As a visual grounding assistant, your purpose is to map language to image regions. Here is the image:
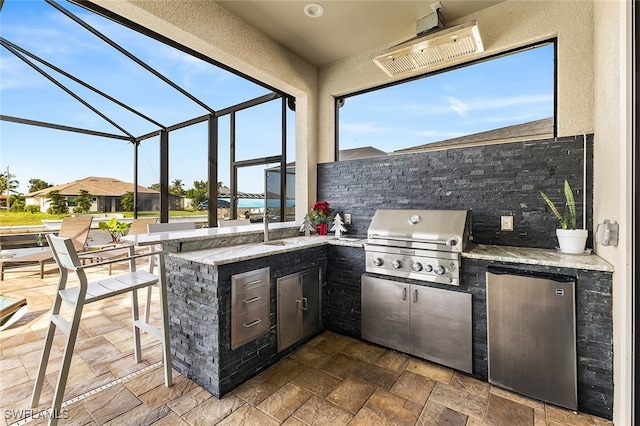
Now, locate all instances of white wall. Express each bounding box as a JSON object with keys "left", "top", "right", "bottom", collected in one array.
[{"left": 593, "top": 1, "right": 633, "bottom": 425}]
